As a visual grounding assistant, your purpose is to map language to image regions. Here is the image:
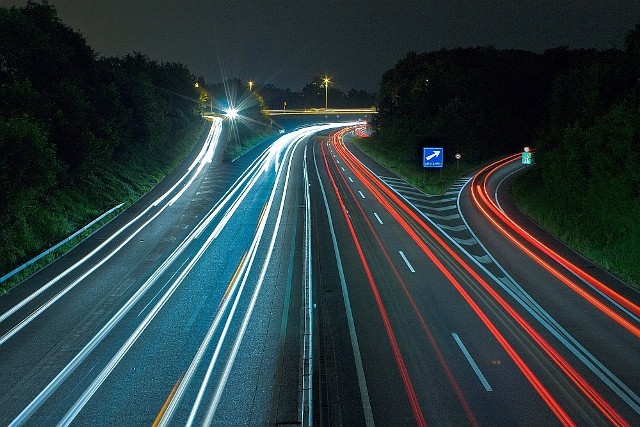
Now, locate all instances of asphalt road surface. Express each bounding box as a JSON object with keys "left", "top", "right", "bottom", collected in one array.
[
  {"left": 1, "top": 120, "right": 638, "bottom": 426},
  {"left": 310, "top": 129, "right": 639, "bottom": 426},
  {"left": 0, "top": 119, "right": 350, "bottom": 426}
]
